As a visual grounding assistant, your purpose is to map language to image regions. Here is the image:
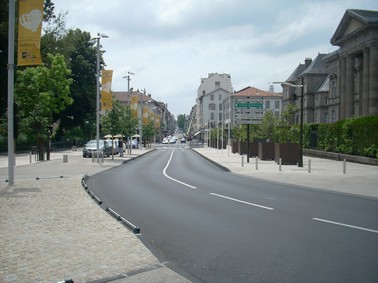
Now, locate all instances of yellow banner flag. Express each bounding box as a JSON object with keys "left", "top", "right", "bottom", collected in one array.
[
  {"left": 101, "top": 70, "right": 113, "bottom": 111},
  {"left": 143, "top": 105, "right": 149, "bottom": 125},
  {"left": 130, "top": 95, "right": 139, "bottom": 118},
  {"left": 17, "top": 0, "right": 44, "bottom": 66}
]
